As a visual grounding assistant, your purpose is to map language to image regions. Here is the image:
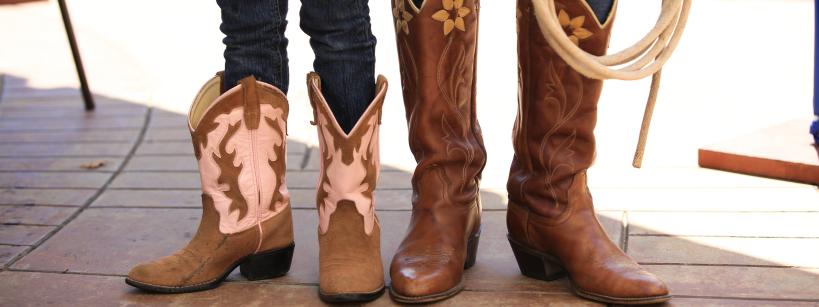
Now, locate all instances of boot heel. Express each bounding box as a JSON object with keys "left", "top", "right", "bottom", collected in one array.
[
  {"left": 463, "top": 225, "right": 481, "bottom": 269},
  {"left": 508, "top": 236, "right": 566, "bottom": 281},
  {"left": 240, "top": 242, "right": 295, "bottom": 281}
]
